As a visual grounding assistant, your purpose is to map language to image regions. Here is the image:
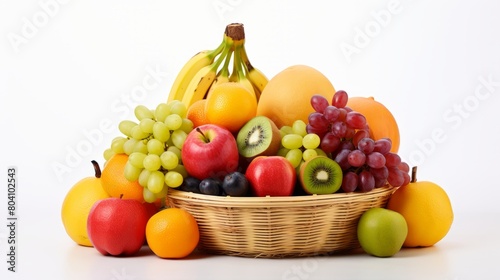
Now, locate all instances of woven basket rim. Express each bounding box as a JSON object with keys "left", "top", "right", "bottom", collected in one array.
[{"left": 168, "top": 185, "right": 395, "bottom": 208}]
